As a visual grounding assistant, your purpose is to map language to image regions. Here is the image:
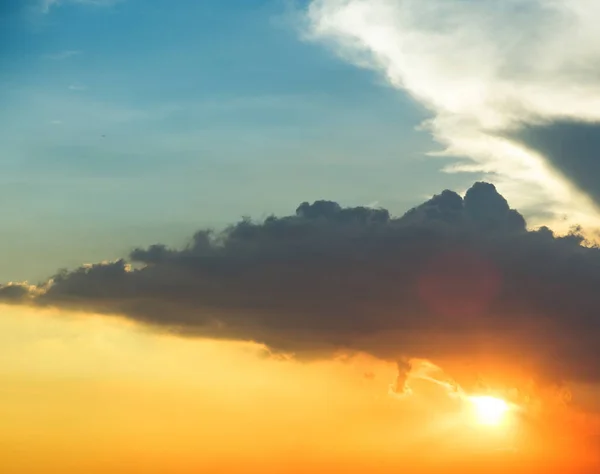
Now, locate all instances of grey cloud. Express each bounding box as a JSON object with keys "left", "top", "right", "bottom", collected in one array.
[
  {"left": 0, "top": 283, "right": 33, "bottom": 301},
  {"left": 512, "top": 120, "right": 600, "bottom": 207},
  {"left": 391, "top": 358, "right": 413, "bottom": 396},
  {"left": 1, "top": 182, "right": 600, "bottom": 385}
]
